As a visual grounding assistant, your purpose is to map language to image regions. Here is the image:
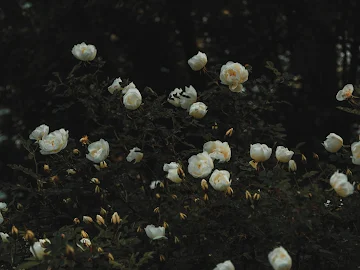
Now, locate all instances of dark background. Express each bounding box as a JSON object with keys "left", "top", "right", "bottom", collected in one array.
[{"left": 1, "top": 0, "right": 359, "bottom": 181}]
